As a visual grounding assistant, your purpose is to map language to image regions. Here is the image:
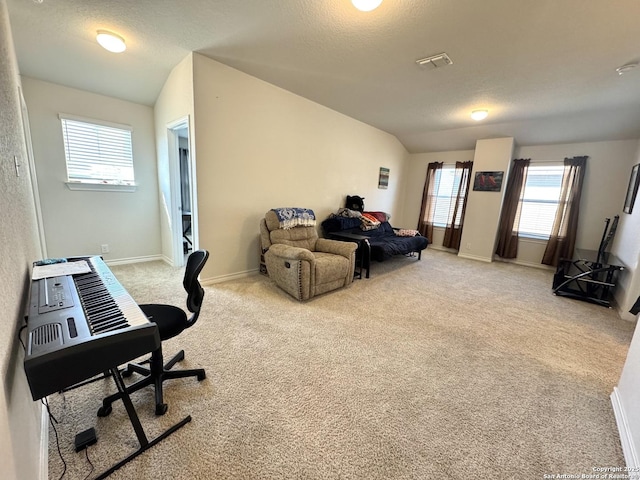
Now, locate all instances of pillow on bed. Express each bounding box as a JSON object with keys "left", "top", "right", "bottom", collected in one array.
[
  {"left": 360, "top": 212, "right": 381, "bottom": 231},
  {"left": 396, "top": 229, "right": 420, "bottom": 237},
  {"left": 364, "top": 211, "right": 390, "bottom": 223}
]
